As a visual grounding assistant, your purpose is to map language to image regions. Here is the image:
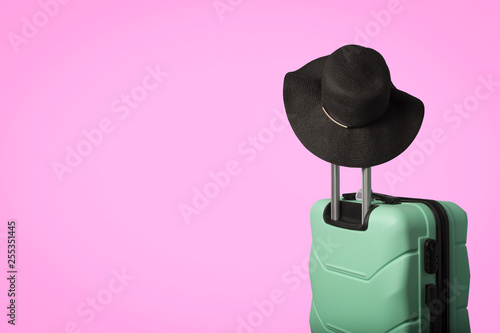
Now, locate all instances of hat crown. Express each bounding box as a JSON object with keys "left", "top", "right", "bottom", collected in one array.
[{"left": 321, "top": 45, "right": 391, "bottom": 128}]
